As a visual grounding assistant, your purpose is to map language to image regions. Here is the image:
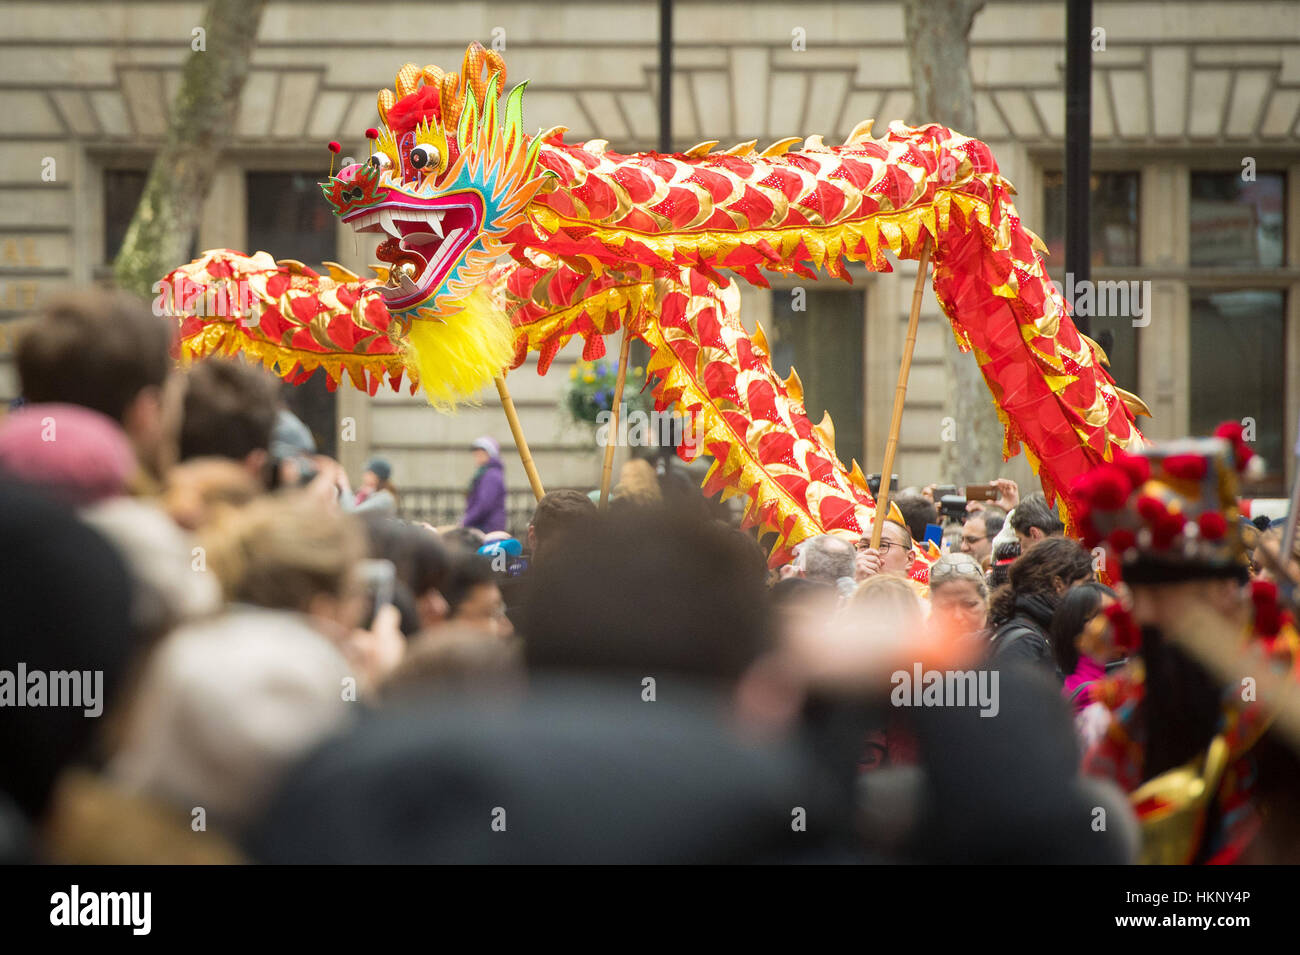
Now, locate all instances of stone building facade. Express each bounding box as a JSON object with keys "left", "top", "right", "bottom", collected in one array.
[{"left": 1, "top": 0, "right": 1297, "bottom": 513}]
